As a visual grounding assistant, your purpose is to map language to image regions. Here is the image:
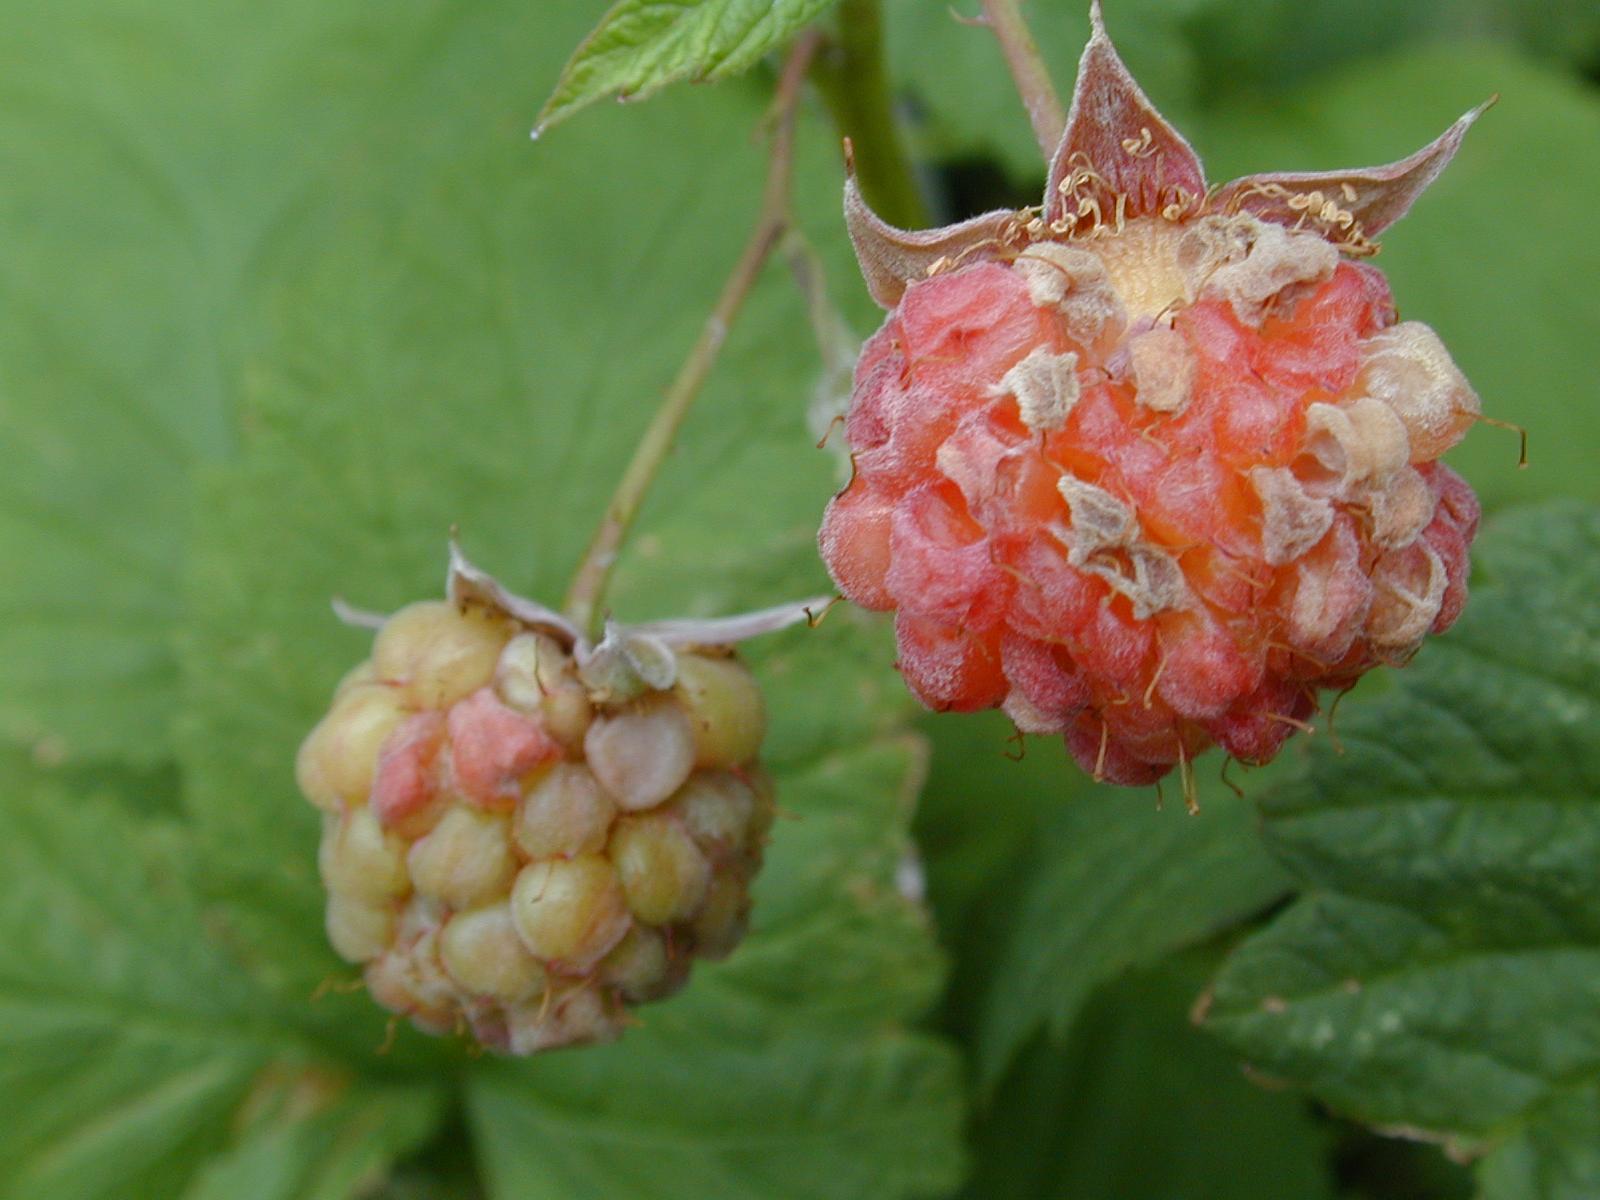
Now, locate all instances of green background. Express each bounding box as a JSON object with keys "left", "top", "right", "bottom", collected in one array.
[{"left": 2, "top": 0, "right": 1598, "bottom": 1196}]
